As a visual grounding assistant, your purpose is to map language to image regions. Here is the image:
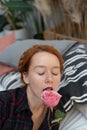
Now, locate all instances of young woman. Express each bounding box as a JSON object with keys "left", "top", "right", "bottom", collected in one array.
[{"left": 0, "top": 44, "right": 64, "bottom": 130}]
